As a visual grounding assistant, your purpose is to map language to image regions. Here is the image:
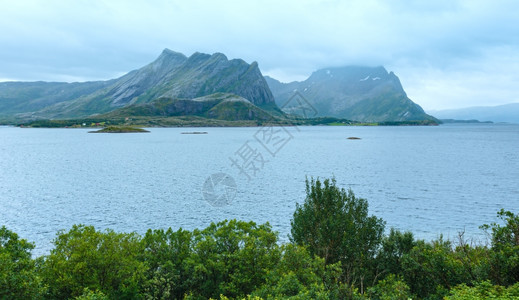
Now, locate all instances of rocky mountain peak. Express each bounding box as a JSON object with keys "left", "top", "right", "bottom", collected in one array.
[
  {"left": 149, "top": 49, "right": 187, "bottom": 72},
  {"left": 266, "top": 65, "right": 435, "bottom": 122},
  {"left": 210, "top": 52, "right": 228, "bottom": 61},
  {"left": 156, "top": 48, "right": 187, "bottom": 63},
  {"left": 186, "top": 52, "right": 212, "bottom": 64},
  {"left": 160, "top": 48, "right": 186, "bottom": 58},
  {"left": 309, "top": 66, "right": 388, "bottom": 82}
]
